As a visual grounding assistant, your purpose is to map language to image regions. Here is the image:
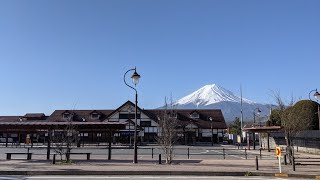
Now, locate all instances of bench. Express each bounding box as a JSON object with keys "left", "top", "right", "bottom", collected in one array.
[
  {"left": 66, "top": 153, "right": 91, "bottom": 160},
  {"left": 6, "top": 153, "right": 32, "bottom": 160}
]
